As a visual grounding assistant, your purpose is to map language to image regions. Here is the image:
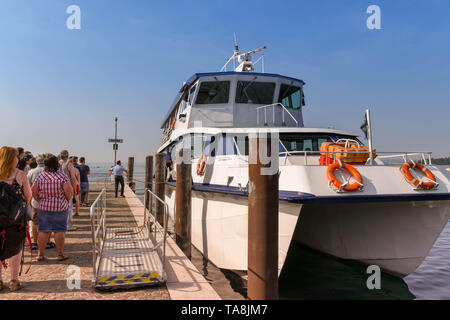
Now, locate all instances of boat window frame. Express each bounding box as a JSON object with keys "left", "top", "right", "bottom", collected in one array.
[
  {"left": 278, "top": 83, "right": 304, "bottom": 109},
  {"left": 194, "top": 80, "right": 231, "bottom": 105},
  {"left": 235, "top": 80, "right": 276, "bottom": 105},
  {"left": 187, "top": 83, "right": 198, "bottom": 107}
]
